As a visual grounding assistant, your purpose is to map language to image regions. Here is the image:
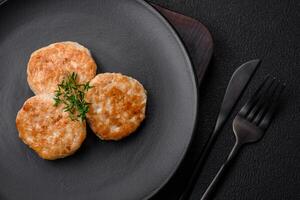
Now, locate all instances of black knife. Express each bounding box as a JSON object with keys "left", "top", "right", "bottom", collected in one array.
[{"left": 180, "top": 59, "right": 261, "bottom": 200}]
